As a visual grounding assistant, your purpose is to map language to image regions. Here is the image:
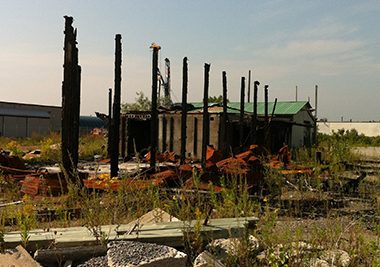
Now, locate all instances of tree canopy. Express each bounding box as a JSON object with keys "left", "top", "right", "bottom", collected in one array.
[{"left": 122, "top": 91, "right": 172, "bottom": 112}]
